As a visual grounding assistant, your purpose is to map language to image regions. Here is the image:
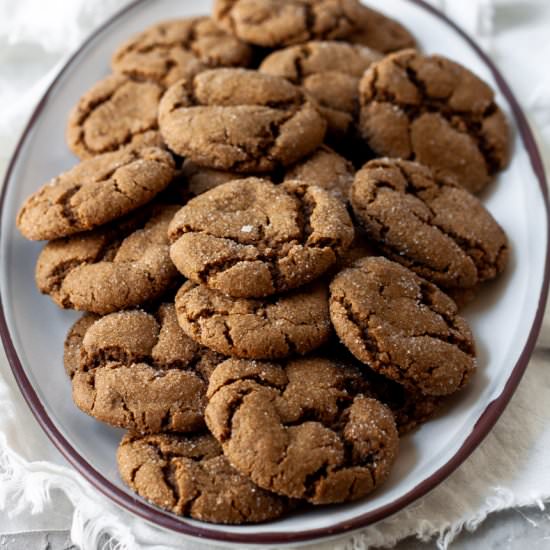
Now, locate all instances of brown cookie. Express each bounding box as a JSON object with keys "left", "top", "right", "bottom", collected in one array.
[
  {"left": 112, "top": 17, "right": 253, "bottom": 87},
  {"left": 205, "top": 357, "right": 398, "bottom": 504},
  {"left": 358, "top": 50, "right": 510, "bottom": 194},
  {"left": 350, "top": 159, "right": 509, "bottom": 289},
  {"left": 330, "top": 257, "right": 476, "bottom": 396},
  {"left": 347, "top": 5, "right": 416, "bottom": 53},
  {"left": 36, "top": 205, "right": 180, "bottom": 314},
  {"left": 158, "top": 69, "right": 326, "bottom": 172},
  {"left": 17, "top": 148, "right": 175, "bottom": 241},
  {"left": 213, "top": 0, "right": 365, "bottom": 47},
  {"left": 70, "top": 304, "right": 224, "bottom": 433},
  {"left": 168, "top": 178, "right": 354, "bottom": 297},
  {"left": 175, "top": 280, "right": 331, "bottom": 359},
  {"left": 260, "top": 41, "right": 381, "bottom": 138},
  {"left": 67, "top": 74, "right": 164, "bottom": 159},
  {"left": 117, "top": 432, "right": 288, "bottom": 524},
  {"left": 283, "top": 145, "right": 355, "bottom": 202}
]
